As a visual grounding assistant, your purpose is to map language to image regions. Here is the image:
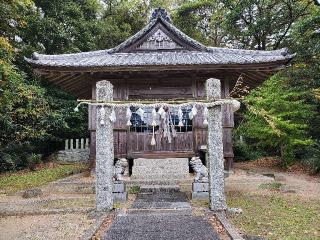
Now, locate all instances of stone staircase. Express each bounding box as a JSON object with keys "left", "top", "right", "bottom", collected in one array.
[
  {"left": 128, "top": 158, "right": 192, "bottom": 187},
  {"left": 131, "top": 158, "right": 190, "bottom": 180}
]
